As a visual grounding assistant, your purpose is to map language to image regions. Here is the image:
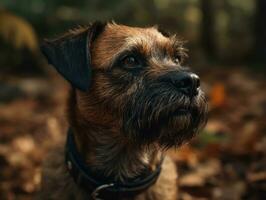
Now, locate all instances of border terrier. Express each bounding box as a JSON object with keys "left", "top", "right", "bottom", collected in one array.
[{"left": 37, "top": 22, "right": 208, "bottom": 200}]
